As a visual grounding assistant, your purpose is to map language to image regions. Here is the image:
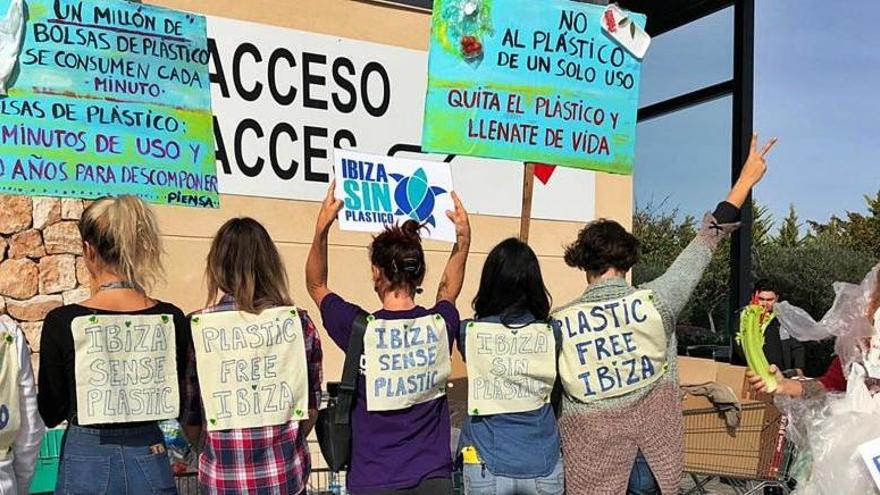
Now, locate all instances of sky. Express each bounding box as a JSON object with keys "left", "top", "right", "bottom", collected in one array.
[{"left": 634, "top": 0, "right": 880, "bottom": 228}]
